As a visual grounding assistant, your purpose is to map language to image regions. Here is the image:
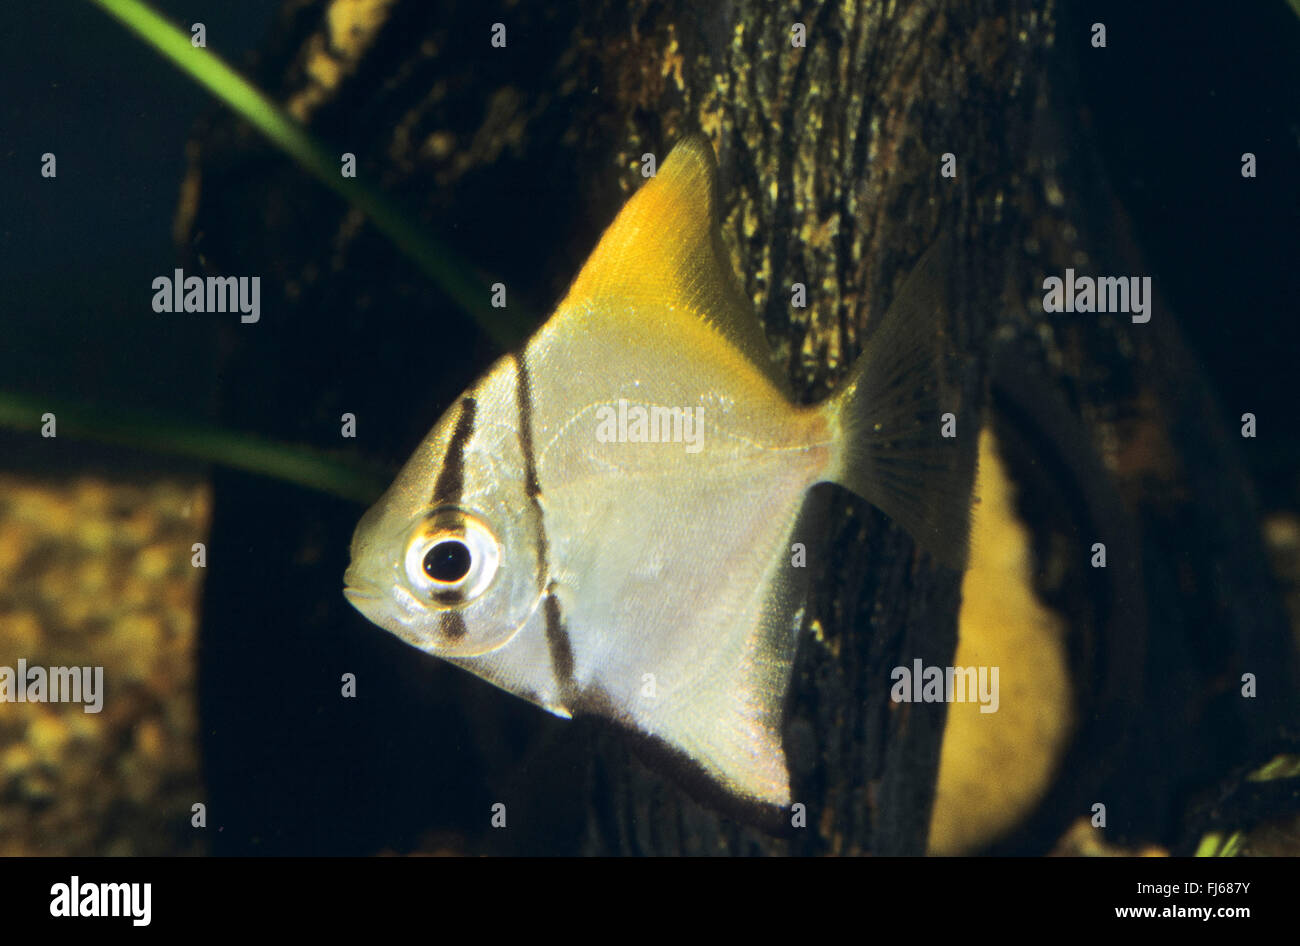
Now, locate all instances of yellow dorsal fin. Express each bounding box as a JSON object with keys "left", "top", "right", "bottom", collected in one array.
[{"left": 555, "top": 135, "right": 789, "bottom": 394}]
